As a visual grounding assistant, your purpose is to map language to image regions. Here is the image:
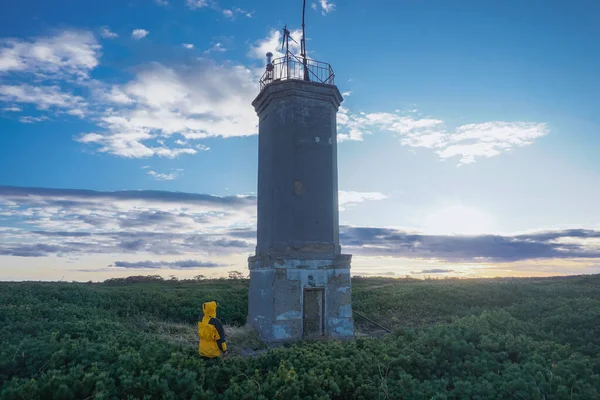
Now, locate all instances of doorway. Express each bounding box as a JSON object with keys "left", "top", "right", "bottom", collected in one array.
[{"left": 303, "top": 288, "right": 325, "bottom": 337}]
